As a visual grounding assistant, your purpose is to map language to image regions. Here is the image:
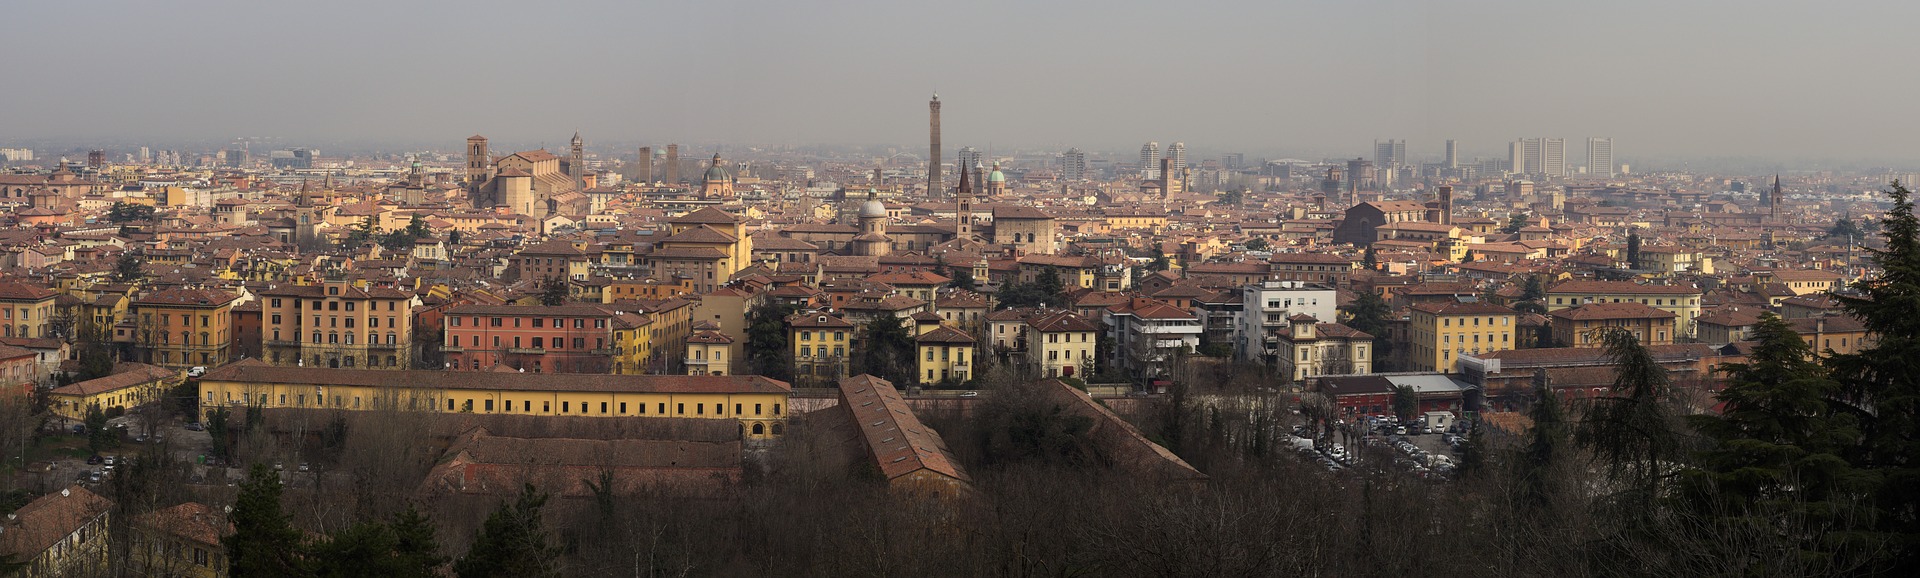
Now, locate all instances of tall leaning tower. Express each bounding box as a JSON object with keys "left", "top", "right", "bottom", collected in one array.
[{"left": 929, "top": 94, "right": 942, "bottom": 198}]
